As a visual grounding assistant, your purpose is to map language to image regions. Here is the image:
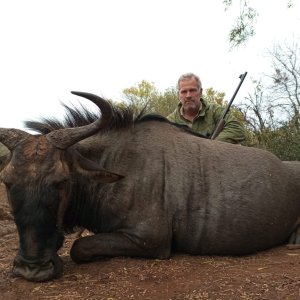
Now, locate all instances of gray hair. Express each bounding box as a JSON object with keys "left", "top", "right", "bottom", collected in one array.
[{"left": 177, "top": 73, "right": 202, "bottom": 90}]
